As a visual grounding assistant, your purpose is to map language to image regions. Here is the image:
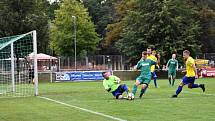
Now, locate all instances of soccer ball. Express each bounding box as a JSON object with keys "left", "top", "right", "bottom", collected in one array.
[{"left": 127, "top": 93, "right": 134, "bottom": 100}]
